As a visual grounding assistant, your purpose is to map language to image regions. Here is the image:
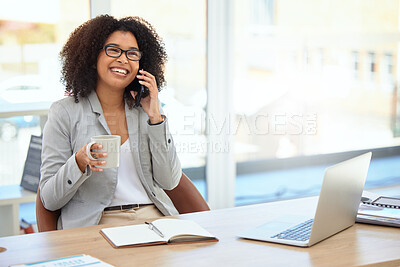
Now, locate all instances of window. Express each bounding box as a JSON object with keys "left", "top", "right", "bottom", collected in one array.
[
  {"left": 0, "top": 0, "right": 89, "bottom": 185},
  {"left": 232, "top": 0, "right": 400, "bottom": 205}
]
